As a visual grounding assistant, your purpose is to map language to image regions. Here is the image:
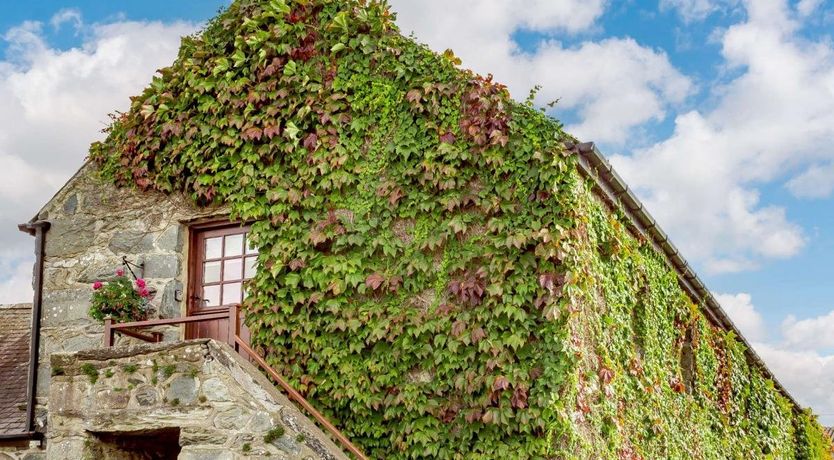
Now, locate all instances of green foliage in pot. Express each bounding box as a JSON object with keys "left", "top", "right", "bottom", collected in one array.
[{"left": 89, "top": 270, "right": 149, "bottom": 323}]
